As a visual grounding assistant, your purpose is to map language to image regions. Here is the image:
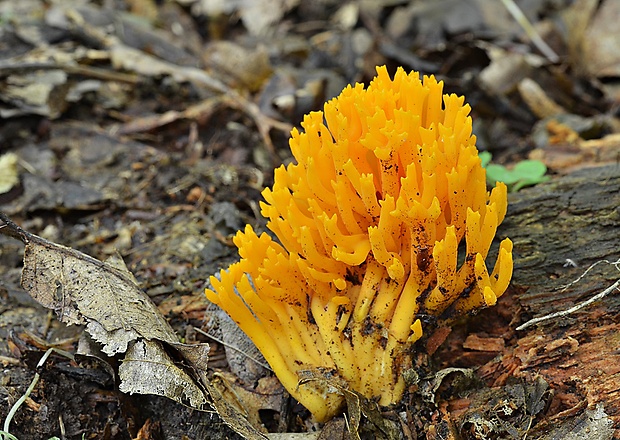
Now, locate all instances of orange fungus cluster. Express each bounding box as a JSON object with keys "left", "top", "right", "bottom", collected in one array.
[{"left": 206, "top": 66, "right": 513, "bottom": 421}]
